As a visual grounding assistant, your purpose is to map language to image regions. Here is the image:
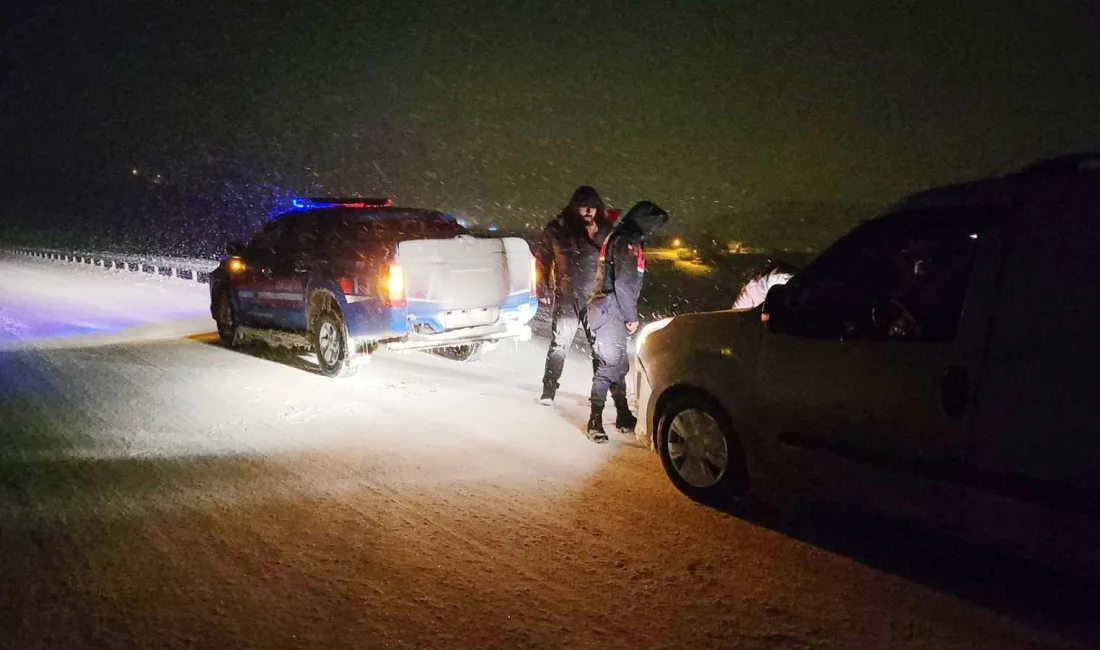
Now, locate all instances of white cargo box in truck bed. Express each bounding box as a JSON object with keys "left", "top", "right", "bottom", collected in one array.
[{"left": 396, "top": 235, "right": 536, "bottom": 330}]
